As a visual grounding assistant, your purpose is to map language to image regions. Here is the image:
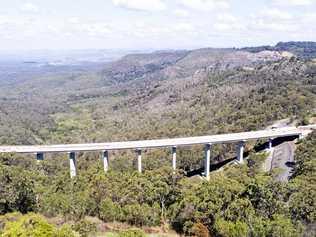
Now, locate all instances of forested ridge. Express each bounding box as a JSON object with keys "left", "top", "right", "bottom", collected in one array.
[{"left": 0, "top": 45, "right": 315, "bottom": 236}]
